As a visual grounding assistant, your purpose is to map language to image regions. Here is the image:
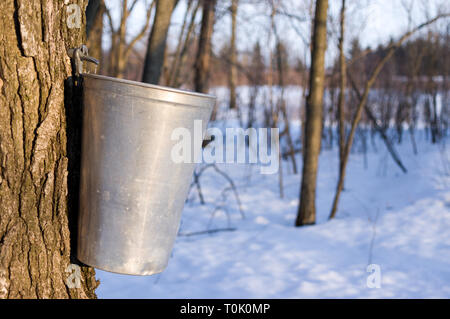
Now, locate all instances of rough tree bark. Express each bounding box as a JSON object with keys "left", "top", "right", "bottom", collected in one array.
[
  {"left": 142, "top": 0, "right": 178, "bottom": 84},
  {"left": 296, "top": 0, "right": 329, "bottom": 226},
  {"left": 0, "top": 0, "right": 98, "bottom": 298}
]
